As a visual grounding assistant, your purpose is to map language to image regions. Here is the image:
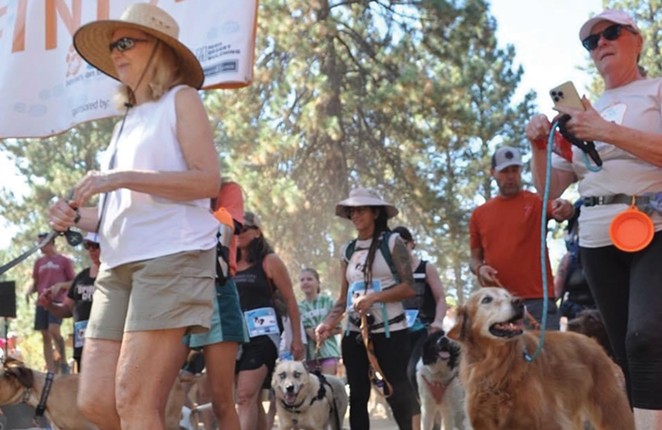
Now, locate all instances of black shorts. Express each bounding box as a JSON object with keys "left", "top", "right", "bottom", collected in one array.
[
  {"left": 34, "top": 305, "right": 62, "bottom": 331},
  {"left": 236, "top": 335, "right": 278, "bottom": 382}
]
